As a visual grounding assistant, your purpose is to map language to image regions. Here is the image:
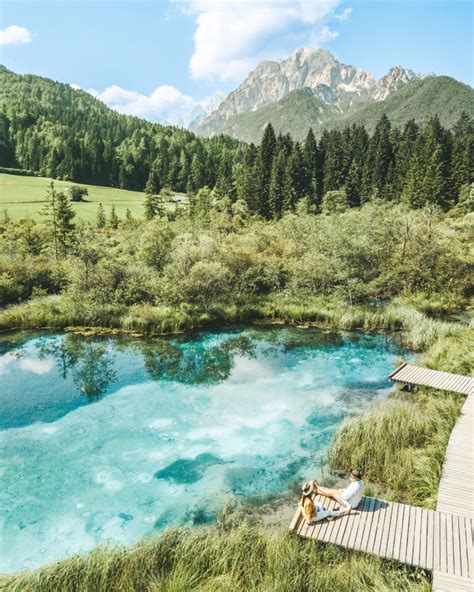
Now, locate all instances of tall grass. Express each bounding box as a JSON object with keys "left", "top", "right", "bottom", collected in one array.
[
  {"left": 0, "top": 524, "right": 430, "bottom": 592},
  {"left": 329, "top": 393, "right": 464, "bottom": 506}
]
